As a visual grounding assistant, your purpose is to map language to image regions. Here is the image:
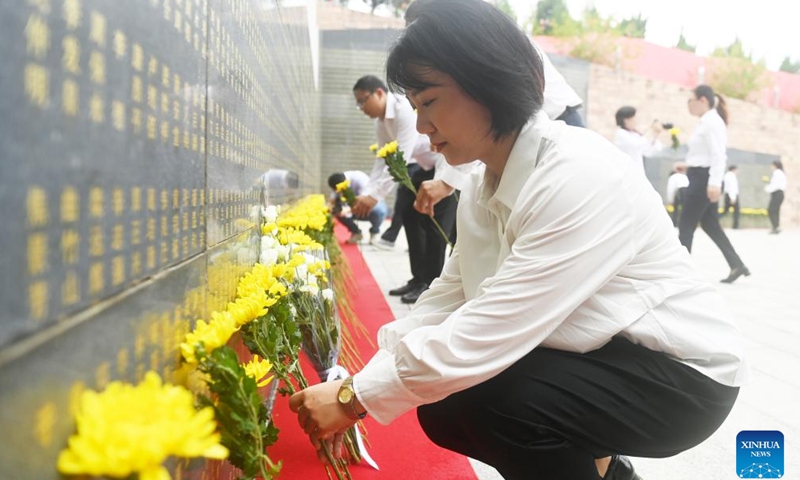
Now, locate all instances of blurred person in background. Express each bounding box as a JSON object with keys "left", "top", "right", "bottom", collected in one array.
[
  {"left": 765, "top": 160, "right": 786, "bottom": 234},
  {"left": 679, "top": 85, "right": 749, "bottom": 284},
  {"left": 613, "top": 106, "right": 664, "bottom": 174}
]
